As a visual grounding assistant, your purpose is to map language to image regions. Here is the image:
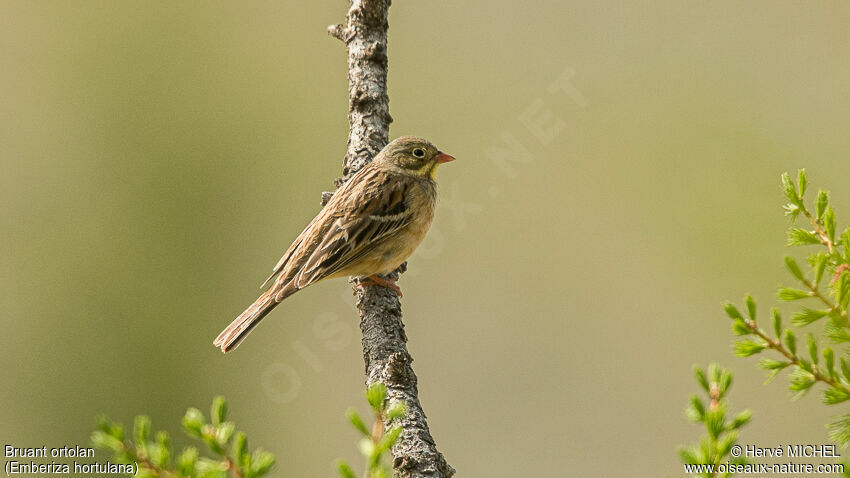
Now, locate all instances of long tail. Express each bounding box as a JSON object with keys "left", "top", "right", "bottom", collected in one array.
[{"left": 213, "top": 285, "right": 297, "bottom": 353}]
